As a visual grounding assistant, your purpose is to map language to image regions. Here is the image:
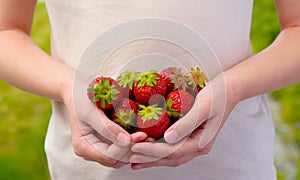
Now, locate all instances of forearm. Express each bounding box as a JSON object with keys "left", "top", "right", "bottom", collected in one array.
[
  {"left": 0, "top": 29, "right": 74, "bottom": 101},
  {"left": 225, "top": 26, "right": 300, "bottom": 102}
]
